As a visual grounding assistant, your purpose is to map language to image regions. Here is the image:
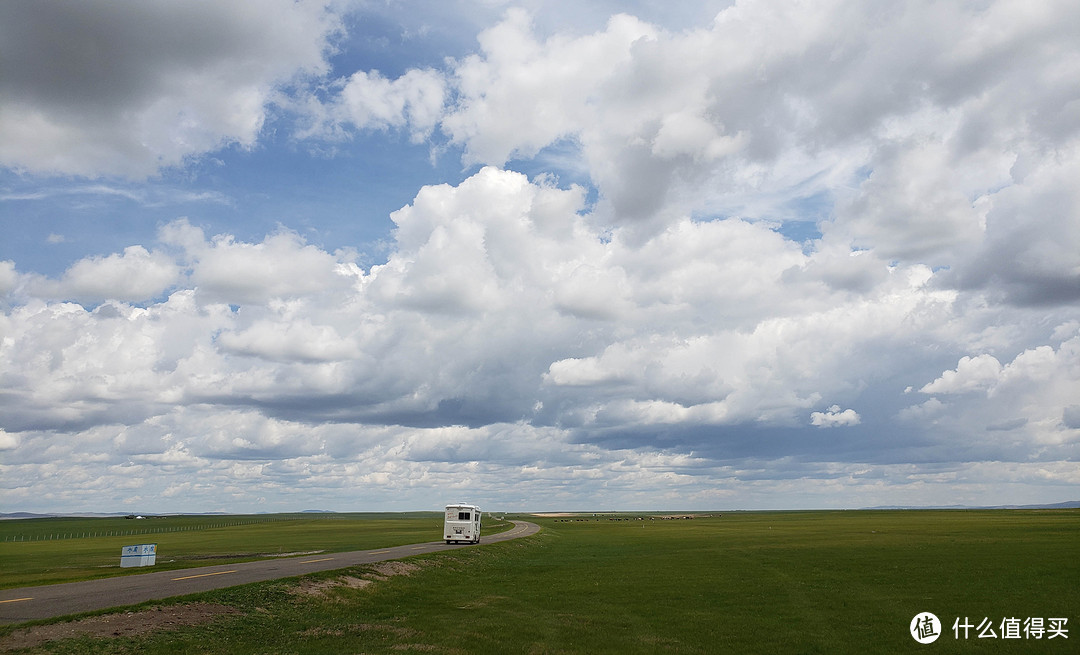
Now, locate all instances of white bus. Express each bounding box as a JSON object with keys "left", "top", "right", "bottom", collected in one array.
[{"left": 444, "top": 503, "right": 481, "bottom": 544}]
